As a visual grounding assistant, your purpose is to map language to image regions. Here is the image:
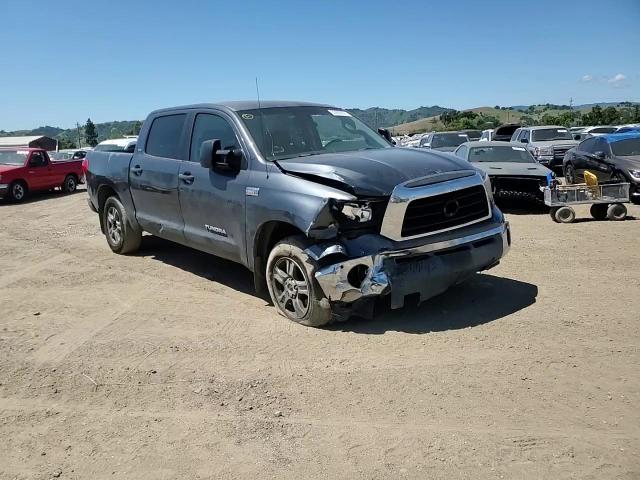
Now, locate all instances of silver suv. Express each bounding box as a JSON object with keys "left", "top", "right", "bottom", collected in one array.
[{"left": 511, "top": 126, "right": 578, "bottom": 171}]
